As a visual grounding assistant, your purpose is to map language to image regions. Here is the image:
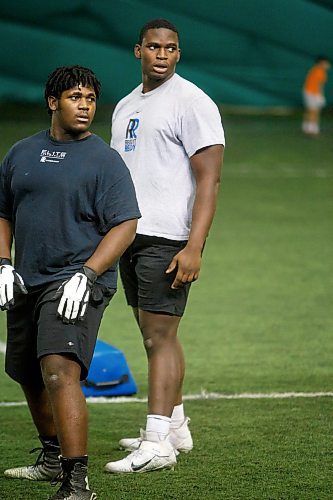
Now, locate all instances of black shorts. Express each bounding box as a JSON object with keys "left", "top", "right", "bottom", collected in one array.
[
  {"left": 5, "top": 280, "right": 115, "bottom": 385},
  {"left": 119, "top": 234, "right": 191, "bottom": 317}
]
